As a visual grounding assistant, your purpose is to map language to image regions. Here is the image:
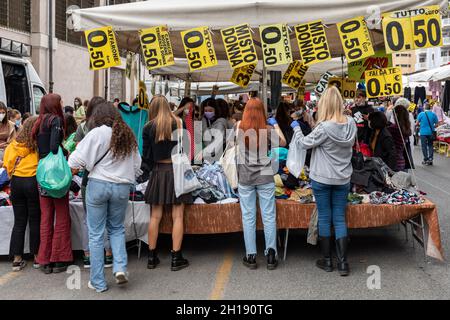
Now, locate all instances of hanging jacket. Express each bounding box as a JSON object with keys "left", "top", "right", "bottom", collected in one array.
[{"left": 118, "top": 102, "right": 148, "bottom": 155}]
